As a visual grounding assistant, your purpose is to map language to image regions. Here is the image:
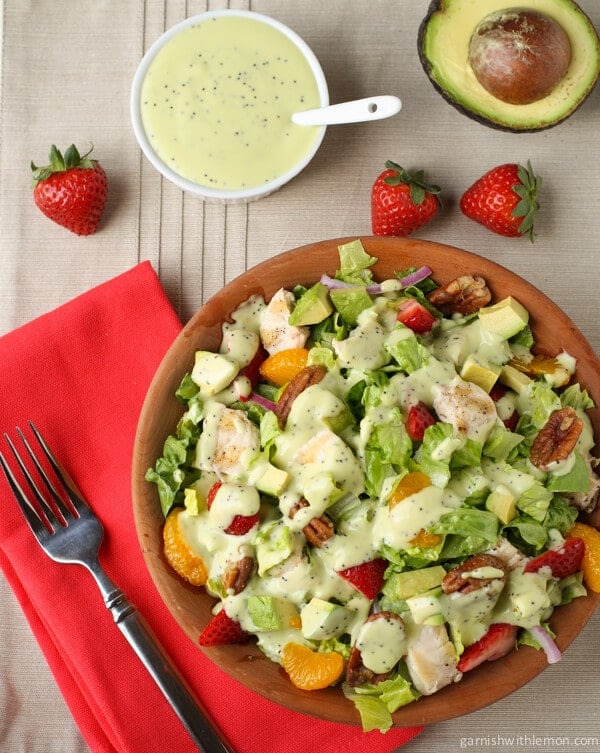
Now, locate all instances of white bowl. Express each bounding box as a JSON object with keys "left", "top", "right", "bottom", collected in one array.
[{"left": 130, "top": 10, "right": 329, "bottom": 203}]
